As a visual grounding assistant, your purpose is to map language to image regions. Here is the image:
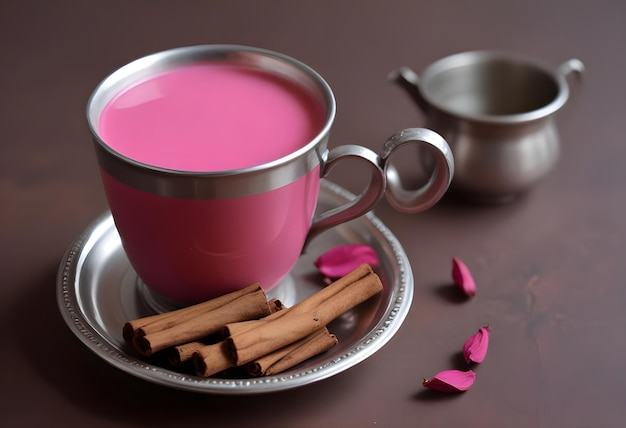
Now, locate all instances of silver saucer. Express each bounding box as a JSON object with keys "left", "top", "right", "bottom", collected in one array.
[{"left": 57, "top": 180, "right": 413, "bottom": 394}]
